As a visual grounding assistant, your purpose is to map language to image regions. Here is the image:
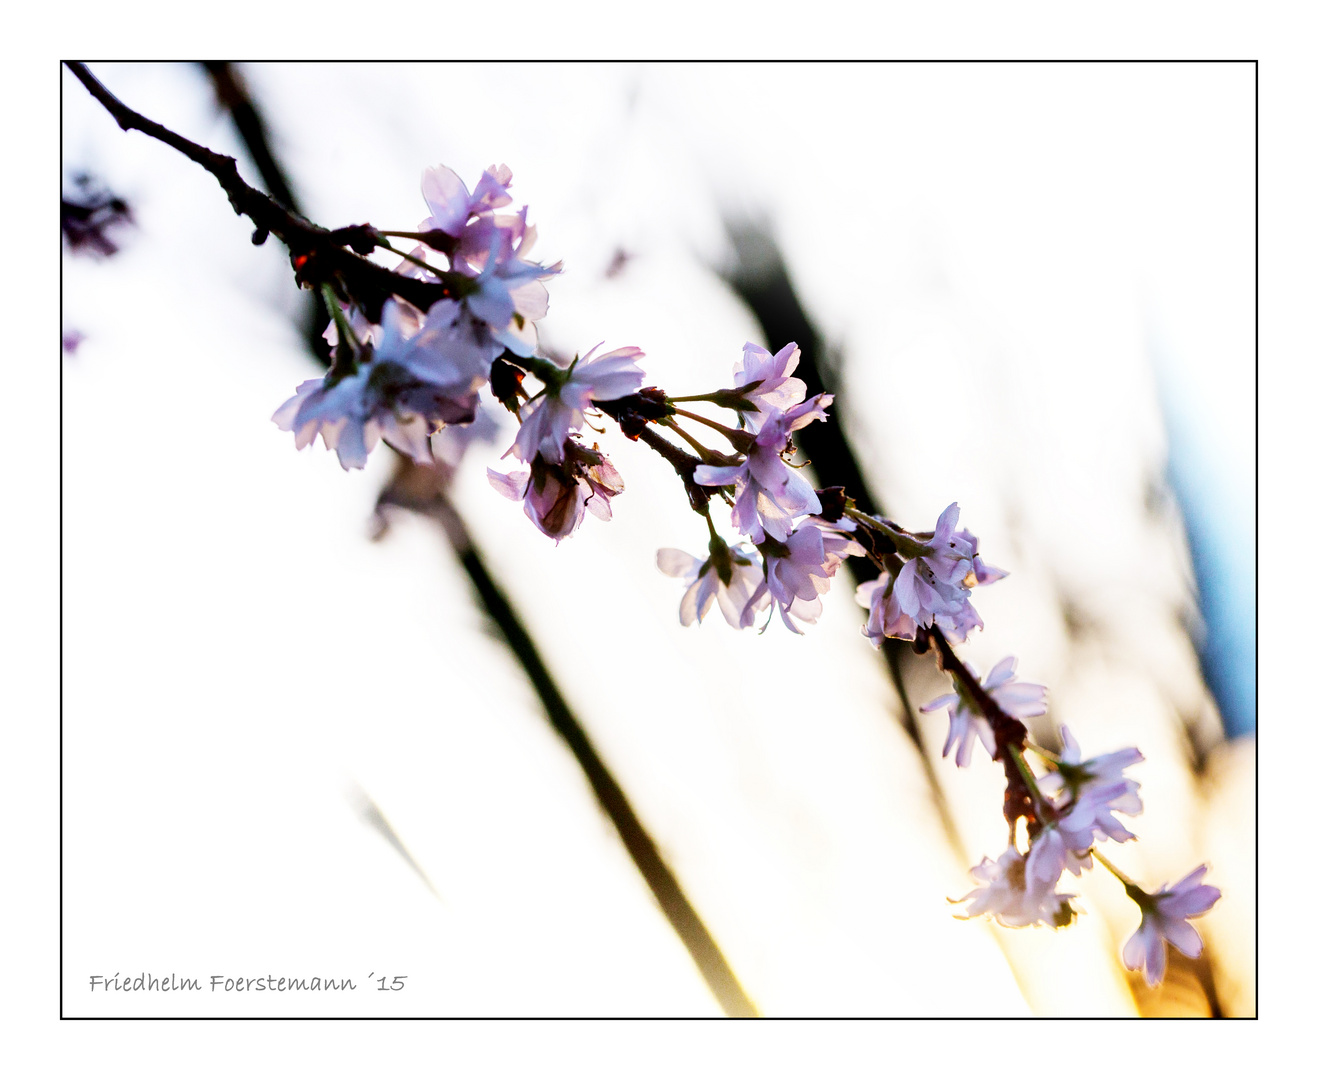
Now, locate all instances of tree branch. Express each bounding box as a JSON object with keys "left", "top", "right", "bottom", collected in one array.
[{"left": 66, "top": 61, "right": 451, "bottom": 322}]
